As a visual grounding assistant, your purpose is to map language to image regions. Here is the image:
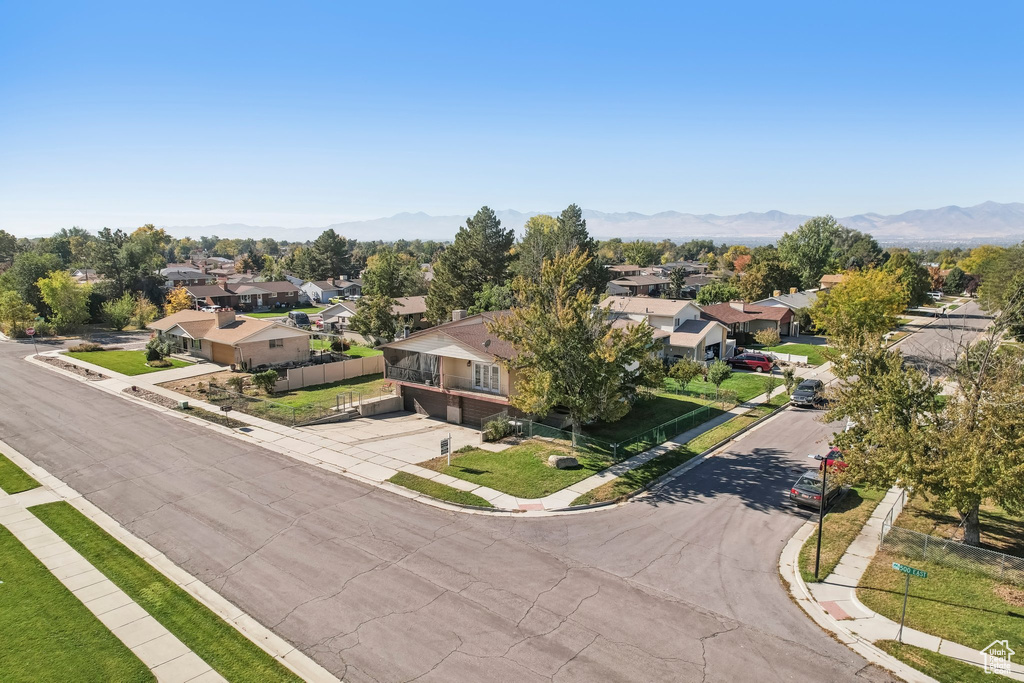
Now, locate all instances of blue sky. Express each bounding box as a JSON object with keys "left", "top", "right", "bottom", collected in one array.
[{"left": 1, "top": 1, "right": 1022, "bottom": 235}]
